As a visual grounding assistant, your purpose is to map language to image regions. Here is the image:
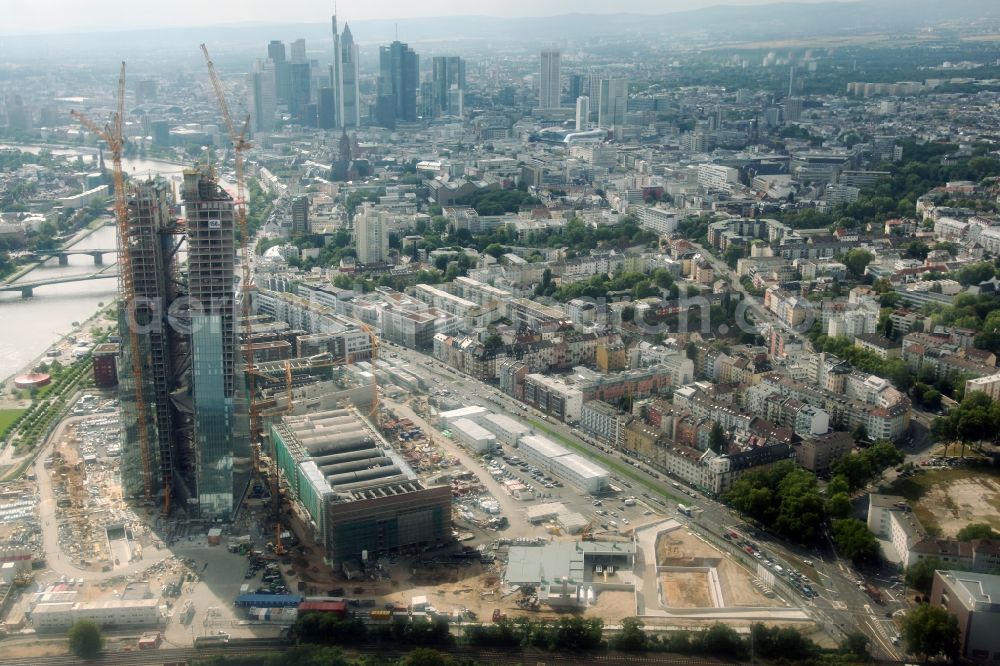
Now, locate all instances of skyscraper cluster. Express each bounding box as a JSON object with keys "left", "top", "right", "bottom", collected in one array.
[
  {"left": 249, "top": 14, "right": 475, "bottom": 131},
  {"left": 248, "top": 11, "right": 360, "bottom": 132}
]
